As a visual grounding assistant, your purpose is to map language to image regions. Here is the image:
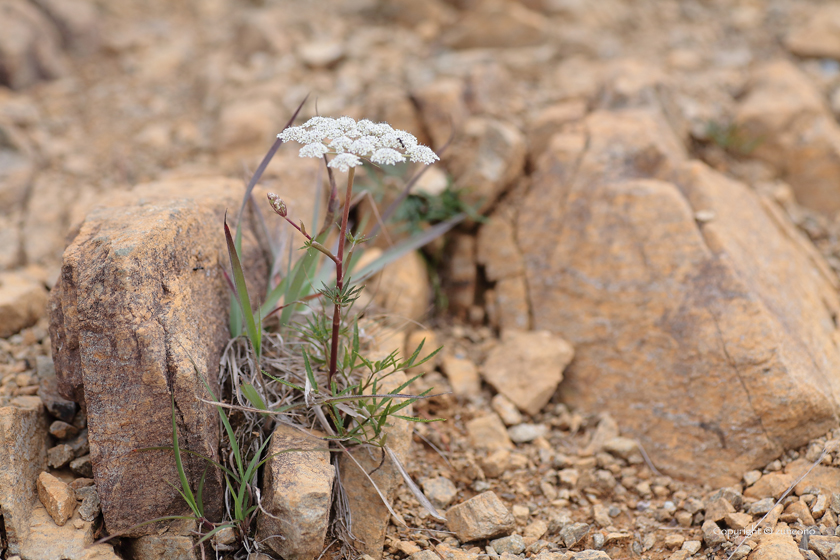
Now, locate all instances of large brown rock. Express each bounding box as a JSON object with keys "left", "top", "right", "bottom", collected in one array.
[
  {"left": 48, "top": 177, "right": 267, "bottom": 536},
  {"left": 736, "top": 60, "right": 840, "bottom": 214},
  {"left": 517, "top": 108, "right": 840, "bottom": 485},
  {"left": 257, "top": 425, "right": 334, "bottom": 560},
  {"left": 0, "top": 399, "right": 48, "bottom": 555}
]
